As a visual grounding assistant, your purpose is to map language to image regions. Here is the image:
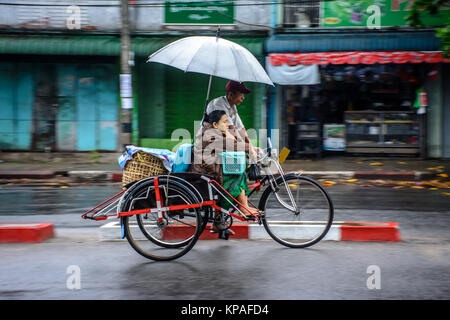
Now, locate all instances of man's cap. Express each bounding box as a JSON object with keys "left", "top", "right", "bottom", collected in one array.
[{"left": 226, "top": 80, "right": 251, "bottom": 94}]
